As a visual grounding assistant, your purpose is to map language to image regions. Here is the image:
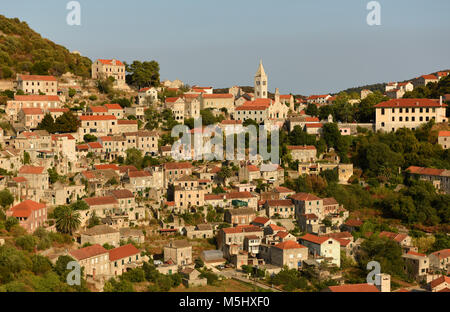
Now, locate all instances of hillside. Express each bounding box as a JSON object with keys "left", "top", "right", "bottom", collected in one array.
[{"left": 0, "top": 15, "right": 92, "bottom": 79}]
